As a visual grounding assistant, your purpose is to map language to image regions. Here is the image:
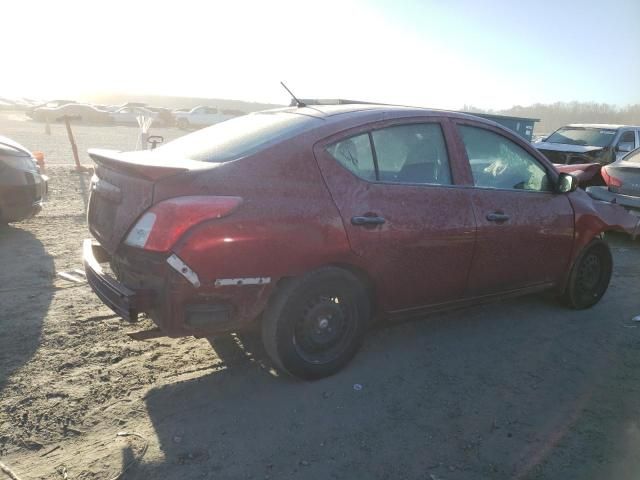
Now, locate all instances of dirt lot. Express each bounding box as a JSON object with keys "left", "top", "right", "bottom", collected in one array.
[{"left": 2, "top": 111, "right": 640, "bottom": 479}]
